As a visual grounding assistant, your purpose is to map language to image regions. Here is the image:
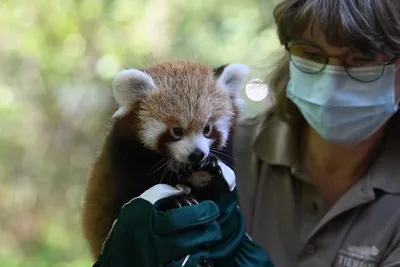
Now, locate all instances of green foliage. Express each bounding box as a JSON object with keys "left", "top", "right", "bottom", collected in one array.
[{"left": 0, "top": 0, "right": 281, "bottom": 266}]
